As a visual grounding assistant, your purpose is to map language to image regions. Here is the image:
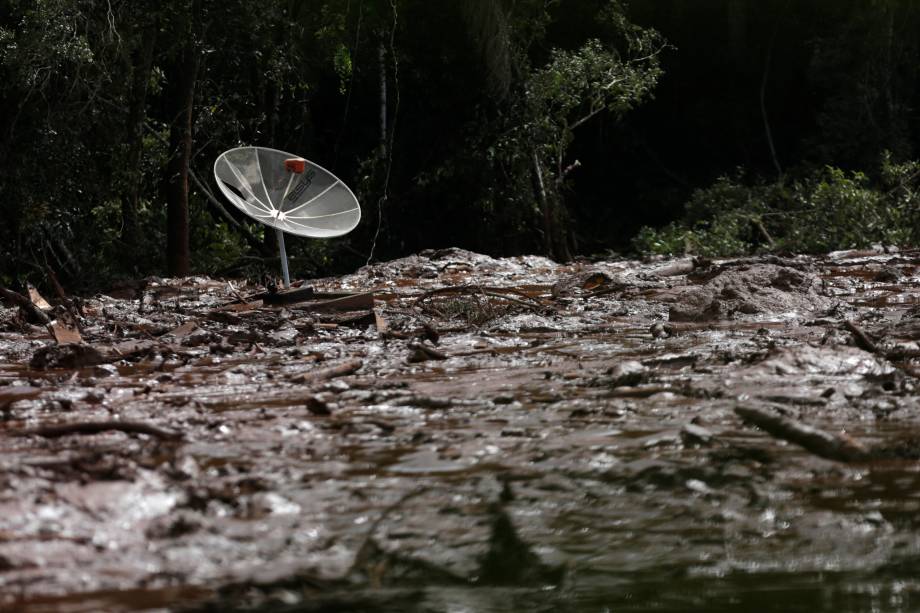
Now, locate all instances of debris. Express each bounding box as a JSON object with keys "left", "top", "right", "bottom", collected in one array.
[
  {"left": 374, "top": 310, "right": 389, "bottom": 333},
  {"left": 680, "top": 423, "right": 714, "bottom": 446},
  {"left": 407, "top": 342, "right": 449, "bottom": 362},
  {"left": 48, "top": 320, "right": 83, "bottom": 344},
  {"left": 735, "top": 404, "right": 870, "bottom": 463},
  {"left": 649, "top": 322, "right": 674, "bottom": 339},
  {"left": 30, "top": 343, "right": 106, "bottom": 369},
  {"left": 165, "top": 321, "right": 199, "bottom": 339},
  {"left": 289, "top": 358, "right": 363, "bottom": 384},
  {"left": 27, "top": 284, "right": 53, "bottom": 311},
  {"left": 651, "top": 258, "right": 696, "bottom": 277},
  {"left": 305, "top": 396, "right": 331, "bottom": 415},
  {"left": 607, "top": 360, "right": 647, "bottom": 387},
  {"left": 12, "top": 420, "right": 183, "bottom": 440},
  {"left": 0, "top": 285, "right": 52, "bottom": 325},
  {"left": 843, "top": 320, "right": 882, "bottom": 355}
]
